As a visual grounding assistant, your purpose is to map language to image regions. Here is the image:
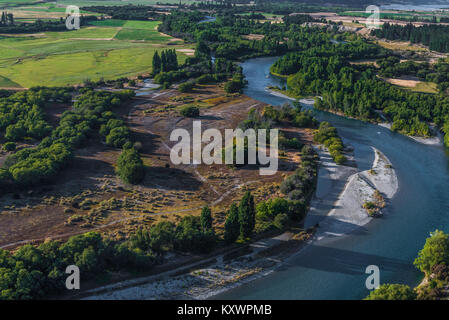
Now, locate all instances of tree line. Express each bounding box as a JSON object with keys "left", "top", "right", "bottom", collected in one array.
[
  {"left": 371, "top": 23, "right": 449, "bottom": 53},
  {"left": 270, "top": 37, "right": 449, "bottom": 141},
  {"left": 377, "top": 56, "right": 449, "bottom": 94},
  {"left": 82, "top": 5, "right": 164, "bottom": 21},
  {"left": 0, "top": 13, "right": 96, "bottom": 34},
  {"left": 0, "top": 89, "right": 136, "bottom": 189}
]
